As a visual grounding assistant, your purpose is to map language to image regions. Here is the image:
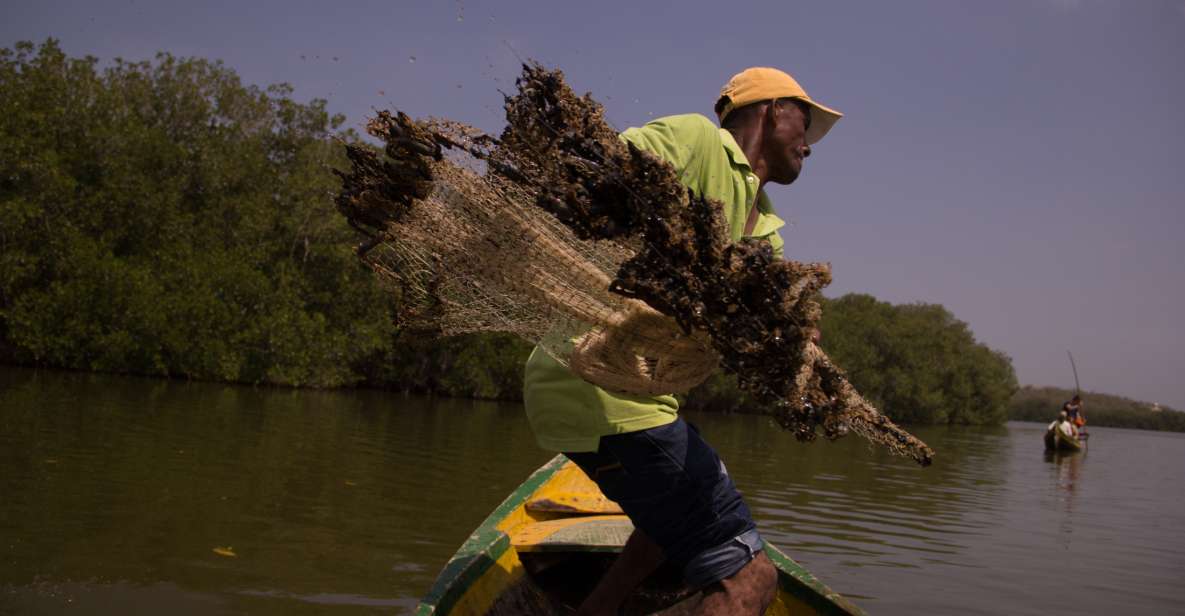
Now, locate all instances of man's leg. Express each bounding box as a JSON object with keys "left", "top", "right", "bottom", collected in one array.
[
  {"left": 697, "top": 551, "right": 777, "bottom": 615},
  {"left": 574, "top": 528, "right": 665, "bottom": 616},
  {"left": 569, "top": 419, "right": 768, "bottom": 614},
  {"left": 564, "top": 448, "right": 668, "bottom": 616}
]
